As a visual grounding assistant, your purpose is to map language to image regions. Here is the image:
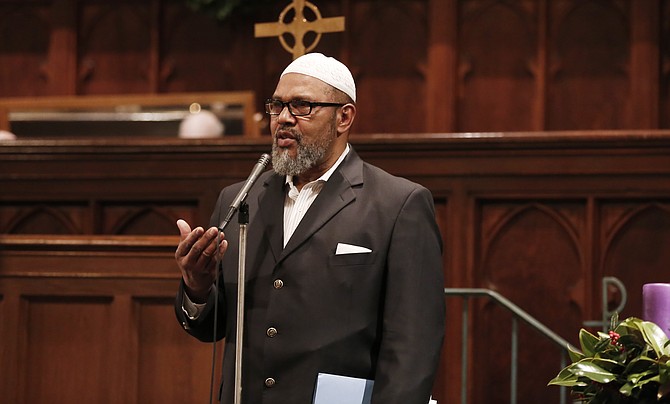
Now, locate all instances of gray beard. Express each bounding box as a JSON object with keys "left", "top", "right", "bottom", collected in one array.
[{"left": 271, "top": 136, "right": 330, "bottom": 177}]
